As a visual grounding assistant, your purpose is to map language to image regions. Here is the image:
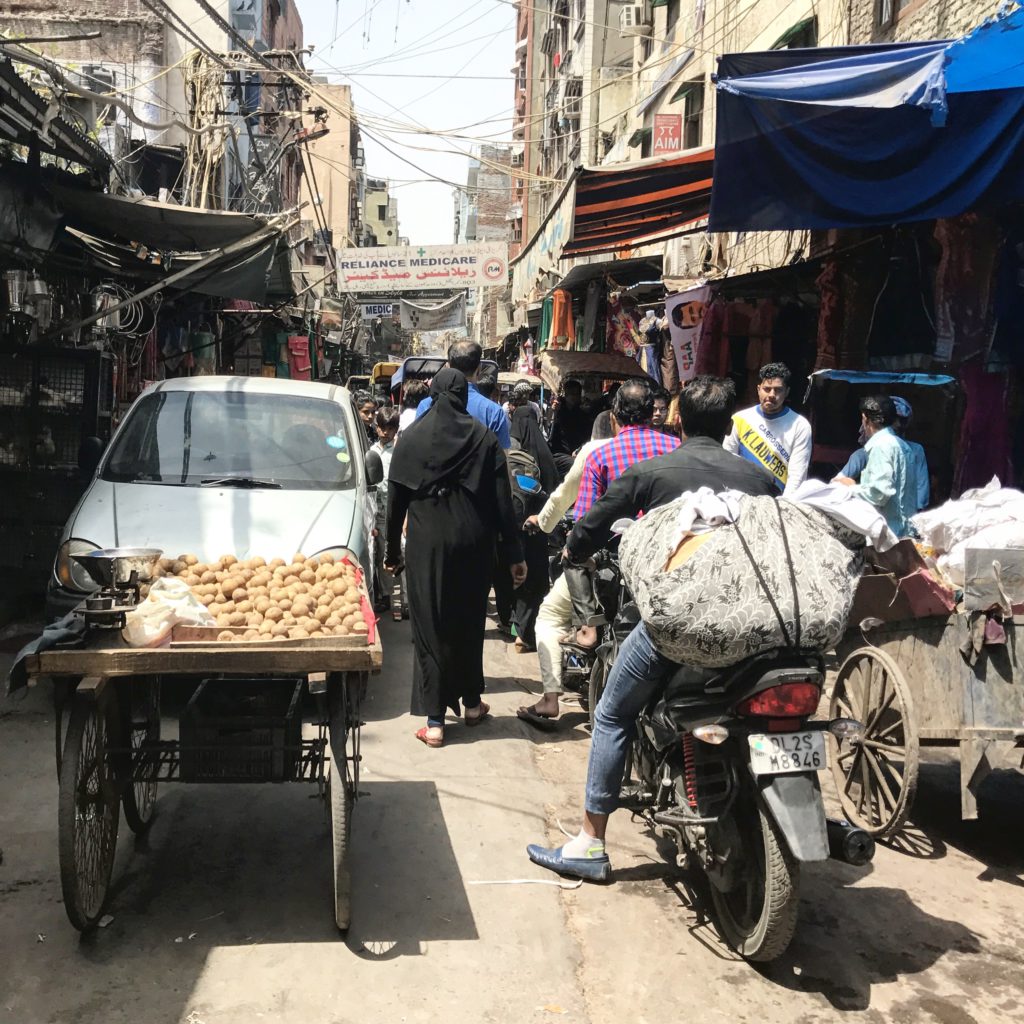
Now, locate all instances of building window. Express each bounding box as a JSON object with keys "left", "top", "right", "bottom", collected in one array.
[
  {"left": 877, "top": 0, "right": 918, "bottom": 28},
  {"left": 682, "top": 79, "right": 704, "bottom": 149},
  {"left": 641, "top": 36, "right": 652, "bottom": 63},
  {"left": 770, "top": 16, "right": 818, "bottom": 49},
  {"left": 377, "top": 204, "right": 387, "bottom": 220},
  {"left": 667, "top": 0, "right": 681, "bottom": 32}
]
